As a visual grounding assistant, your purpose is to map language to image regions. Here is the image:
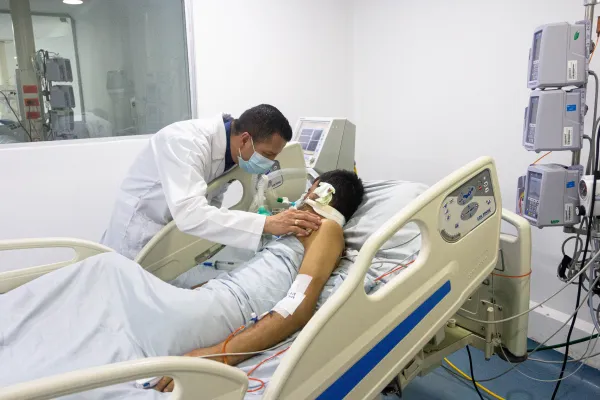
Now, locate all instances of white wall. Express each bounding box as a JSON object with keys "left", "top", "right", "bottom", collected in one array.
[
  {"left": 190, "top": 0, "right": 354, "bottom": 123},
  {"left": 0, "top": 137, "right": 148, "bottom": 270},
  {"left": 352, "top": 0, "right": 599, "bottom": 365}
]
